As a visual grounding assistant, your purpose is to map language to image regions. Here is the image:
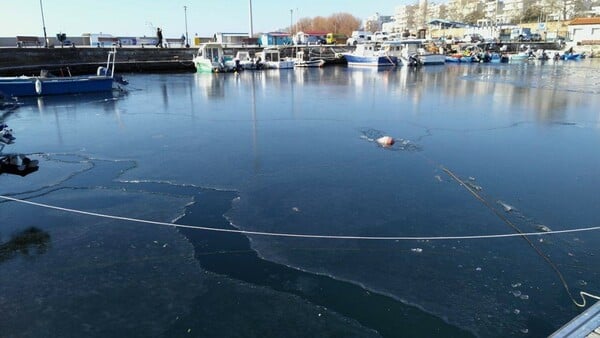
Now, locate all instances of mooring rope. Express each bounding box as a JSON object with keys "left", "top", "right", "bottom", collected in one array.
[
  {"left": 0, "top": 194, "right": 599, "bottom": 241},
  {"left": 442, "top": 166, "right": 600, "bottom": 308}
]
